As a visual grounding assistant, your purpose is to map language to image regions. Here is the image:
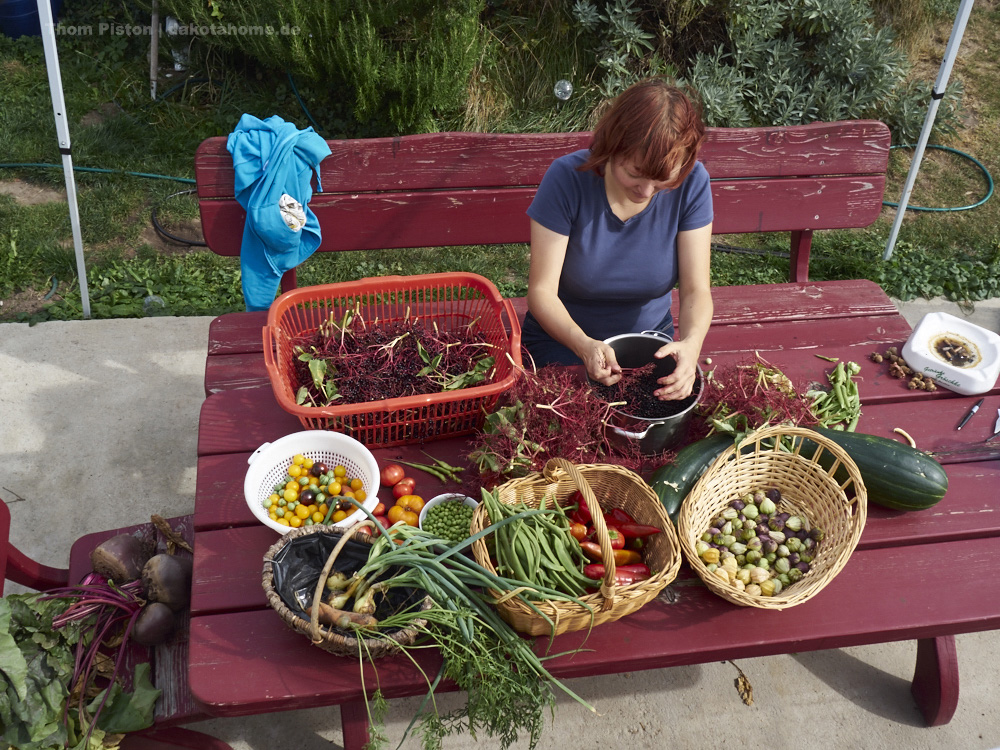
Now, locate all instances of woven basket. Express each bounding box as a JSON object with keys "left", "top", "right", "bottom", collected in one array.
[
  {"left": 677, "top": 424, "right": 867, "bottom": 610},
  {"left": 262, "top": 523, "right": 431, "bottom": 657},
  {"left": 470, "top": 458, "right": 681, "bottom": 636}
]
